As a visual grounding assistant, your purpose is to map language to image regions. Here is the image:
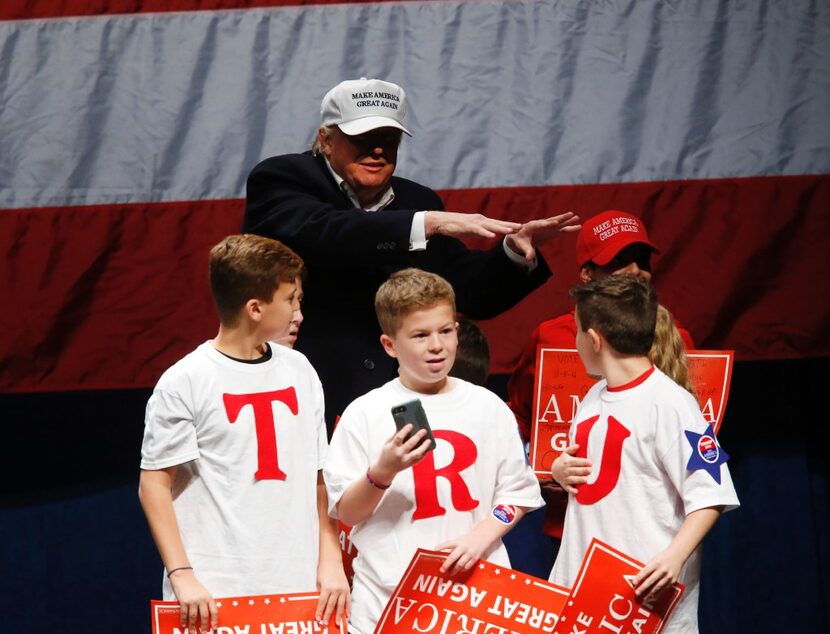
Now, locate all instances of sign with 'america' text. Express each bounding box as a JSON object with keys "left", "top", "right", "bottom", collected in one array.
[
  {"left": 529, "top": 349, "right": 734, "bottom": 478},
  {"left": 553, "top": 539, "right": 684, "bottom": 634},
  {"left": 375, "top": 549, "right": 570, "bottom": 633}
]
